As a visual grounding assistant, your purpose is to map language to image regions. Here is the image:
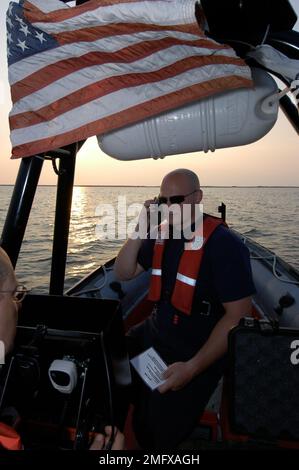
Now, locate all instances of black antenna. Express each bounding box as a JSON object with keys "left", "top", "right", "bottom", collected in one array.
[{"left": 218, "top": 202, "right": 226, "bottom": 223}]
